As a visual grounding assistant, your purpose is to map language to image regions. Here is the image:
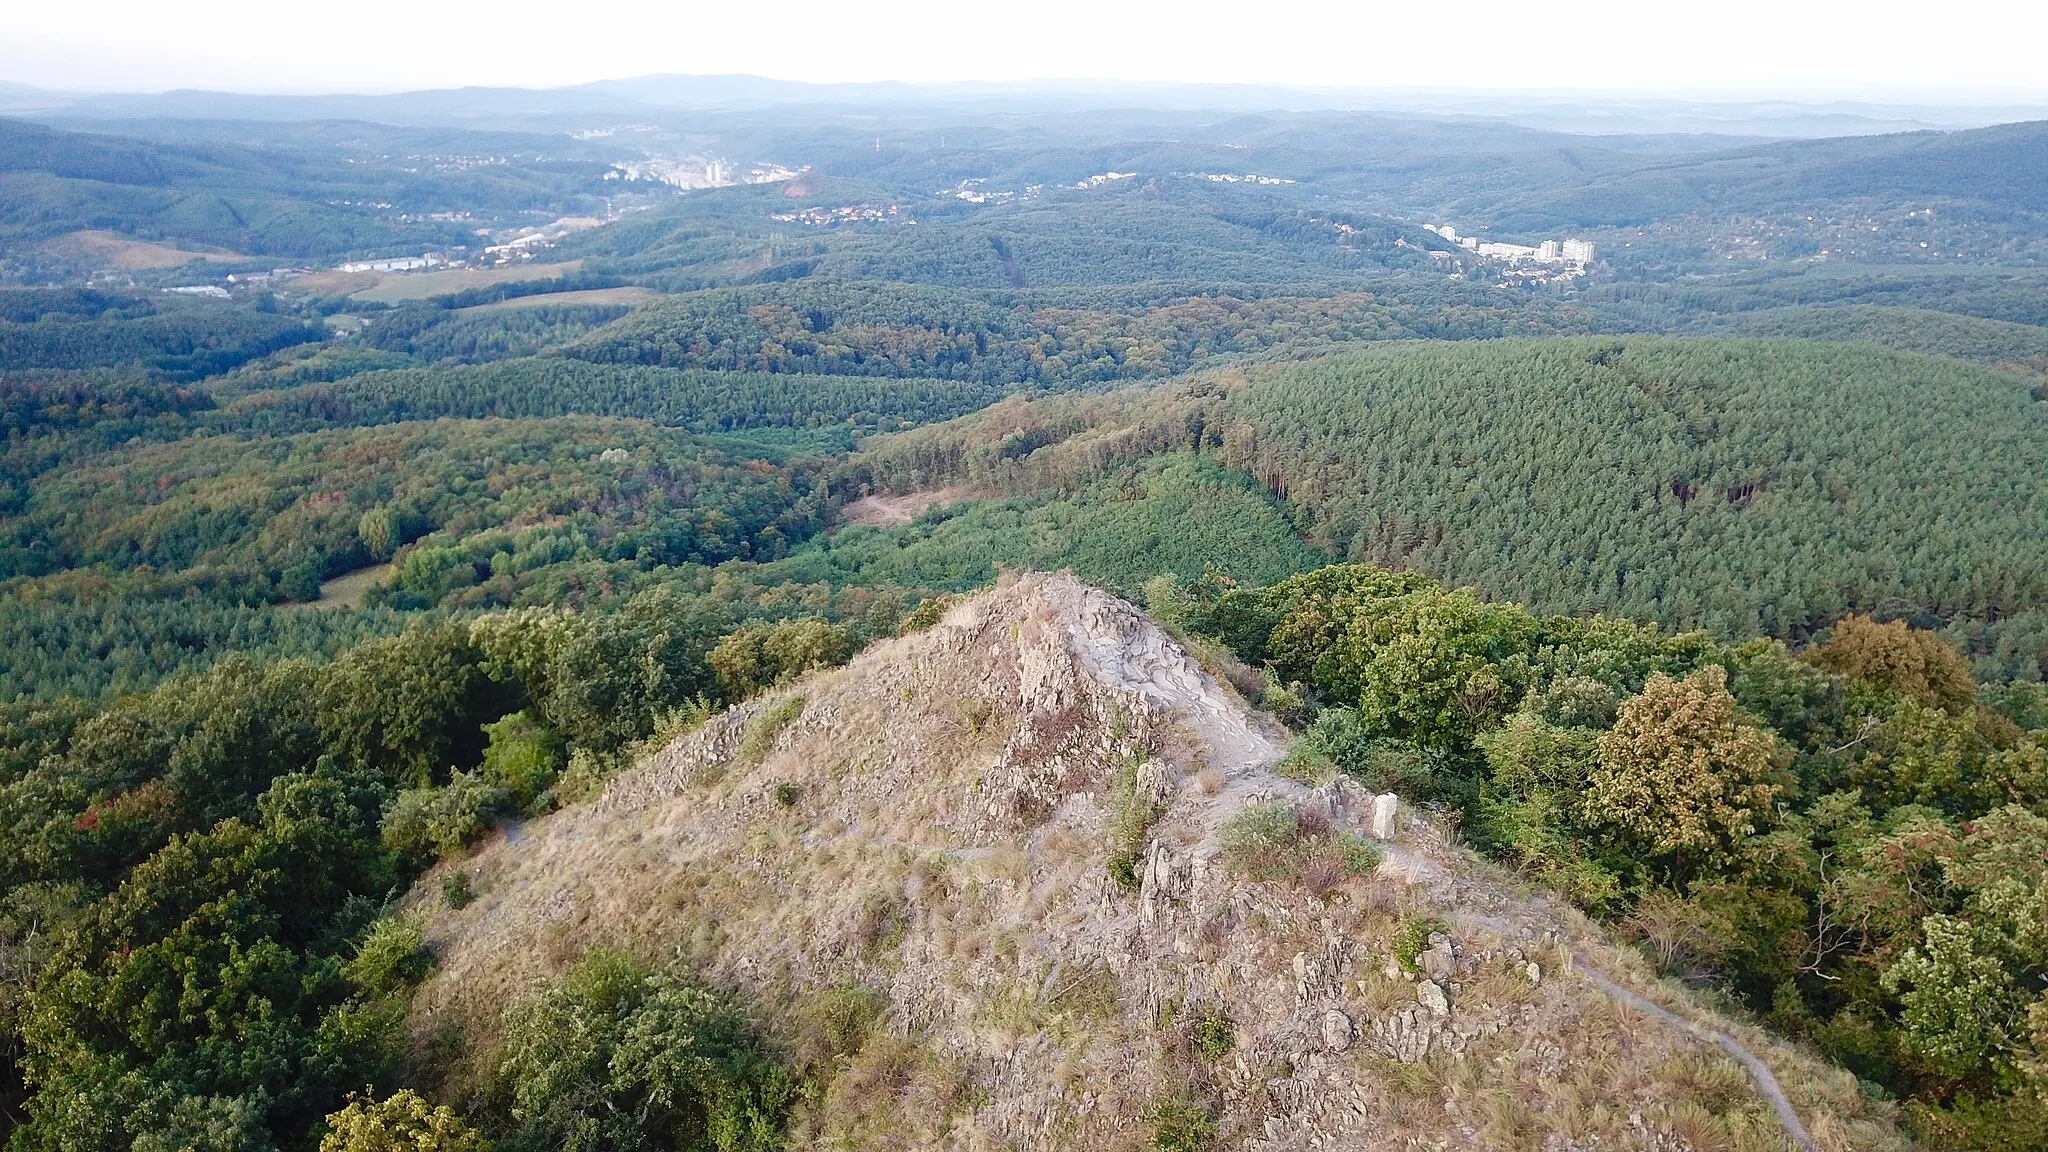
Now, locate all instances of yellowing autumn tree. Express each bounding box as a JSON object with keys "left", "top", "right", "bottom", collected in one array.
[
  {"left": 1803, "top": 613, "right": 1976, "bottom": 712},
  {"left": 1586, "top": 666, "right": 1781, "bottom": 865},
  {"left": 321, "top": 1090, "right": 490, "bottom": 1152}
]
